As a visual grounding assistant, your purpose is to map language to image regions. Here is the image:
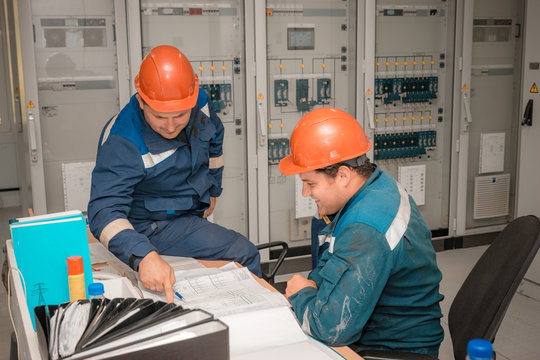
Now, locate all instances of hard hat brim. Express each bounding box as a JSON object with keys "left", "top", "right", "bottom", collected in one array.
[
  {"left": 279, "top": 154, "right": 317, "bottom": 176},
  {"left": 135, "top": 74, "right": 199, "bottom": 112}
]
